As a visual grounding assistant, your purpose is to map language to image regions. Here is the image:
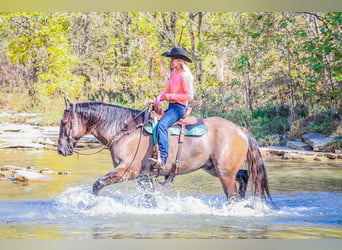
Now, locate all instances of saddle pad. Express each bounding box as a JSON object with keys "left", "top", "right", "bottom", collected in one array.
[{"left": 144, "top": 117, "right": 206, "bottom": 137}]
